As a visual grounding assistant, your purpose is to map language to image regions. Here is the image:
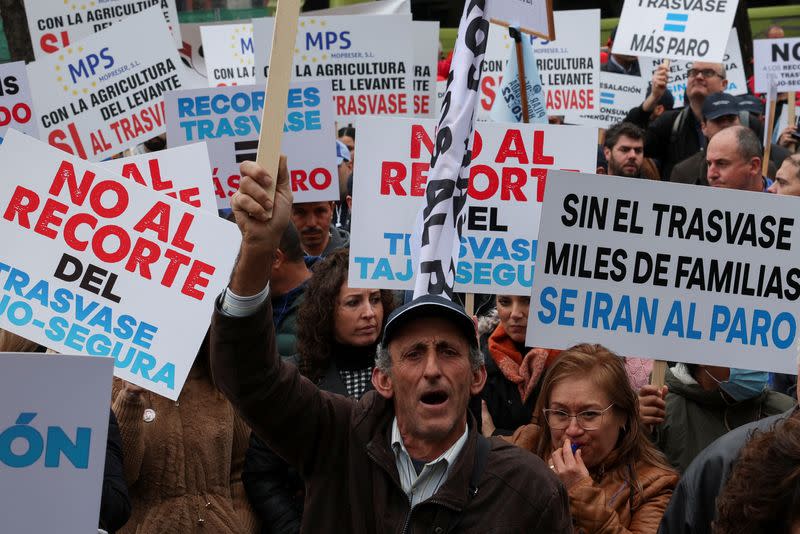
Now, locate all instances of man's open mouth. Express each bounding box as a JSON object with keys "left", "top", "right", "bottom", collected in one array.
[{"left": 420, "top": 391, "right": 449, "bottom": 405}]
